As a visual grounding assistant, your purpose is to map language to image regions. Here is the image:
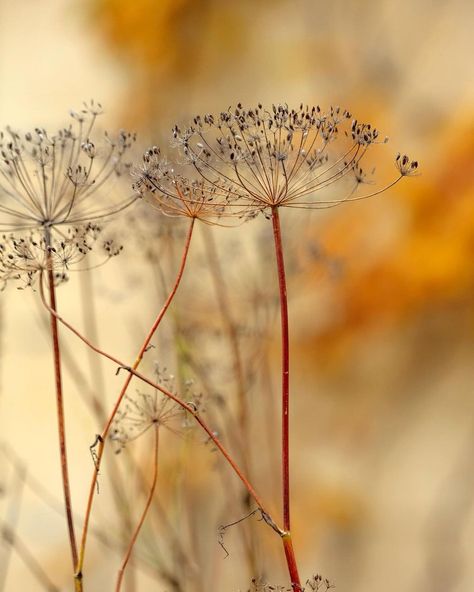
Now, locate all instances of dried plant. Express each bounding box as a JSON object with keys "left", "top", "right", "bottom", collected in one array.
[
  {"left": 0, "top": 101, "right": 419, "bottom": 592},
  {"left": 0, "top": 100, "right": 136, "bottom": 232},
  {"left": 166, "top": 102, "right": 418, "bottom": 589},
  {"left": 0, "top": 102, "right": 136, "bottom": 573}
]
